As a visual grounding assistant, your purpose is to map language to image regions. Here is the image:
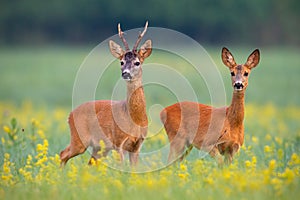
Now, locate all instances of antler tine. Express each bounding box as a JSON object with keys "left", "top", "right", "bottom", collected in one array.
[
  {"left": 118, "top": 23, "right": 130, "bottom": 51},
  {"left": 133, "top": 21, "right": 149, "bottom": 51}
]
